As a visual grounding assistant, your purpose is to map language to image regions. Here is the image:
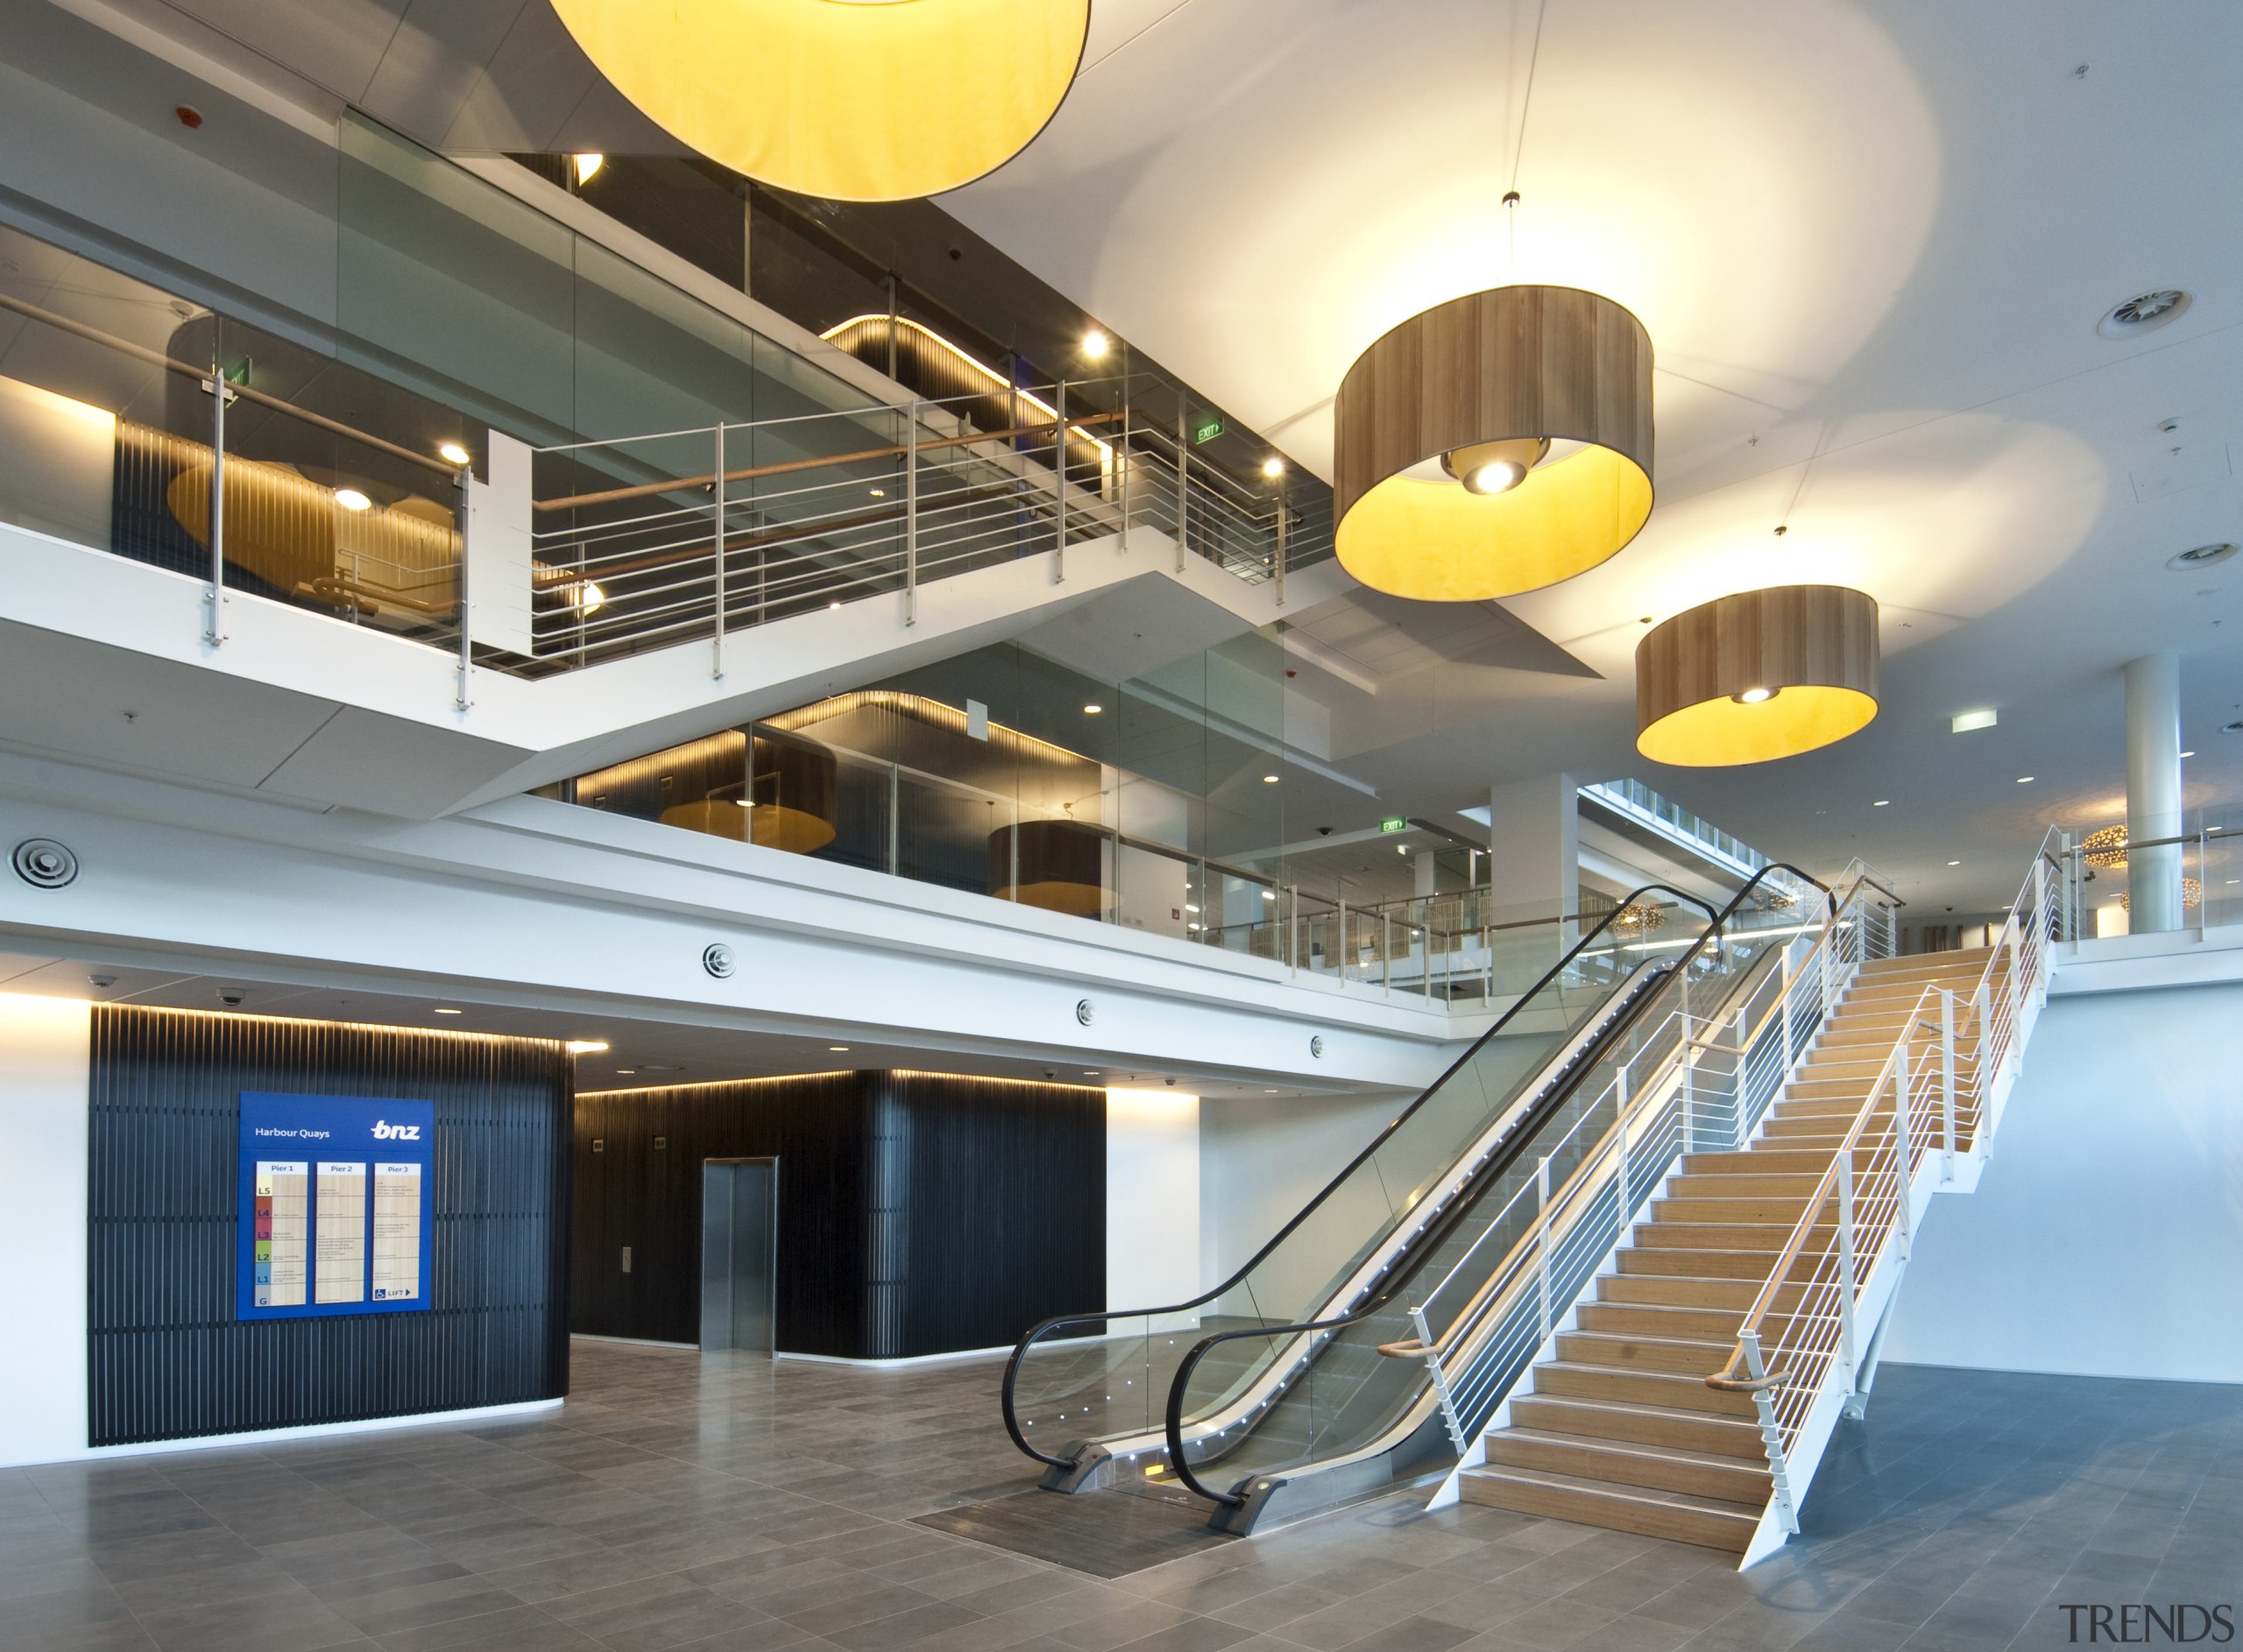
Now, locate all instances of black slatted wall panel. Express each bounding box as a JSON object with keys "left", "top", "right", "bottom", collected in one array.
[
  {"left": 573, "top": 1071, "right": 1103, "bottom": 1359},
  {"left": 872, "top": 1072, "right": 1107, "bottom": 1359},
  {"left": 88, "top": 1008, "right": 572, "bottom": 1447}
]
